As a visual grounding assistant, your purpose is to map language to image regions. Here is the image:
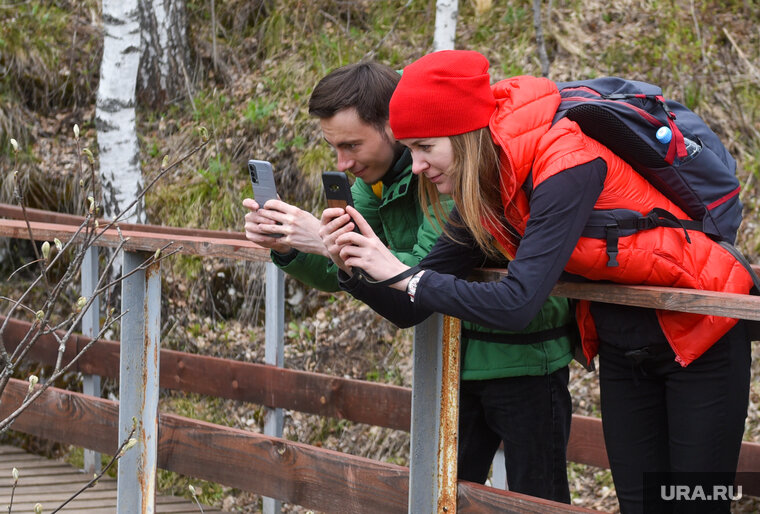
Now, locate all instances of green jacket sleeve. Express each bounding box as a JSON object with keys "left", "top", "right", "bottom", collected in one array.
[{"left": 271, "top": 249, "right": 341, "bottom": 292}]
